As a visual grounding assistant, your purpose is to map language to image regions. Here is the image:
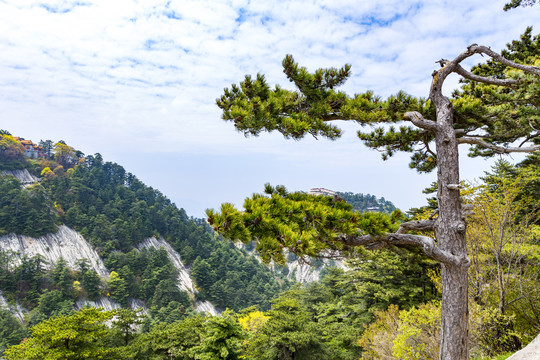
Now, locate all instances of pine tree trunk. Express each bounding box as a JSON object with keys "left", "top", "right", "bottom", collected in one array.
[{"left": 435, "top": 103, "right": 469, "bottom": 360}]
